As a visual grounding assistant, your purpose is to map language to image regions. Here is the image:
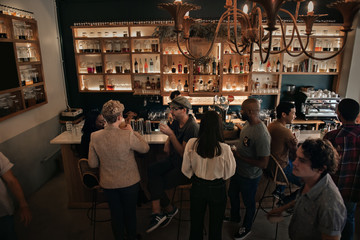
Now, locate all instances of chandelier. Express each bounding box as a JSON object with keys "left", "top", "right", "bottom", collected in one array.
[{"left": 158, "top": 0, "right": 360, "bottom": 69}]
